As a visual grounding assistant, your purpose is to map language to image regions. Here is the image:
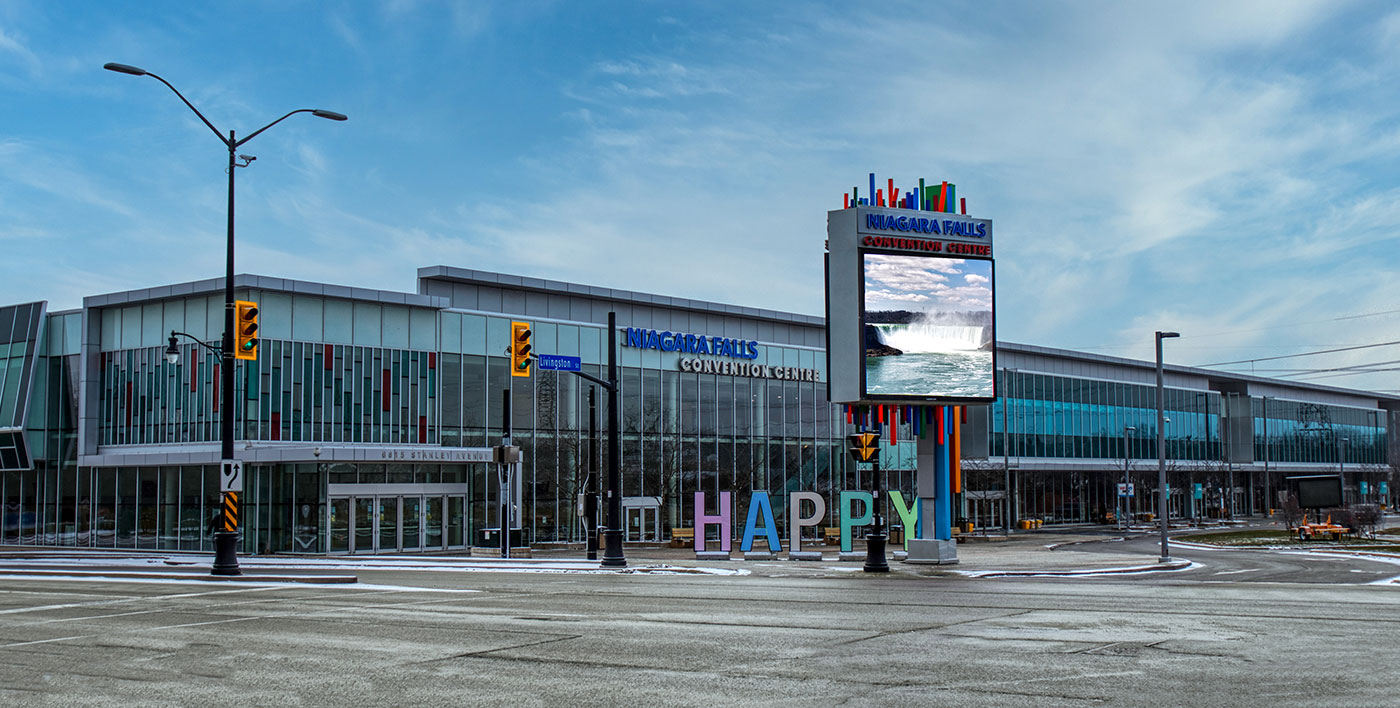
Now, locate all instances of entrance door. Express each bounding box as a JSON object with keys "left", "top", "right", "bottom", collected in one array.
[
  {"left": 625, "top": 507, "right": 658, "bottom": 542},
  {"left": 354, "top": 497, "right": 374, "bottom": 554},
  {"left": 378, "top": 497, "right": 399, "bottom": 553},
  {"left": 970, "top": 498, "right": 1000, "bottom": 531},
  {"left": 446, "top": 495, "right": 465, "bottom": 548},
  {"left": 329, "top": 498, "right": 350, "bottom": 553},
  {"left": 329, "top": 489, "right": 469, "bottom": 554},
  {"left": 402, "top": 496, "right": 422, "bottom": 552},
  {"left": 424, "top": 496, "right": 443, "bottom": 550}
]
